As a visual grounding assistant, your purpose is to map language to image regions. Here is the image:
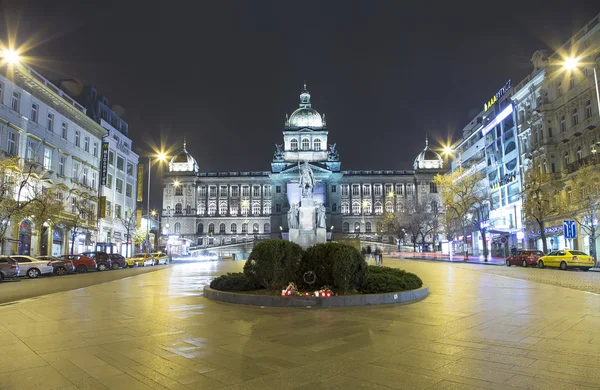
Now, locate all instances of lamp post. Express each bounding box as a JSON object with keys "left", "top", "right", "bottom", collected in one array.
[
  {"left": 145, "top": 152, "right": 167, "bottom": 253},
  {"left": 242, "top": 199, "right": 249, "bottom": 257}
]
